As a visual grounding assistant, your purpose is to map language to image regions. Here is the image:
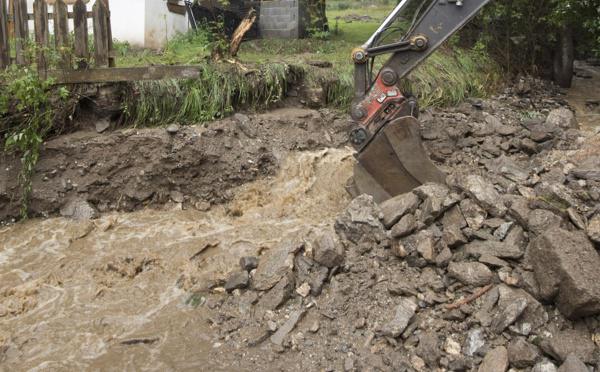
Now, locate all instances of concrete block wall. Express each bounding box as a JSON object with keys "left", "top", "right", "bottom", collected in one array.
[{"left": 259, "top": 0, "right": 307, "bottom": 39}]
